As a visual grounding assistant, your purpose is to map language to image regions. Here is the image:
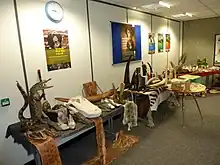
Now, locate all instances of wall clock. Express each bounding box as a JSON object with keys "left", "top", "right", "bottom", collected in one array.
[{"left": 45, "top": 1, "right": 64, "bottom": 23}]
